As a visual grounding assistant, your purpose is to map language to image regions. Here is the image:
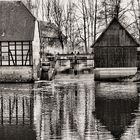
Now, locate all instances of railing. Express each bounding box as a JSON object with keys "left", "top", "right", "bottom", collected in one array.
[{"left": 46, "top": 53, "right": 94, "bottom": 61}]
